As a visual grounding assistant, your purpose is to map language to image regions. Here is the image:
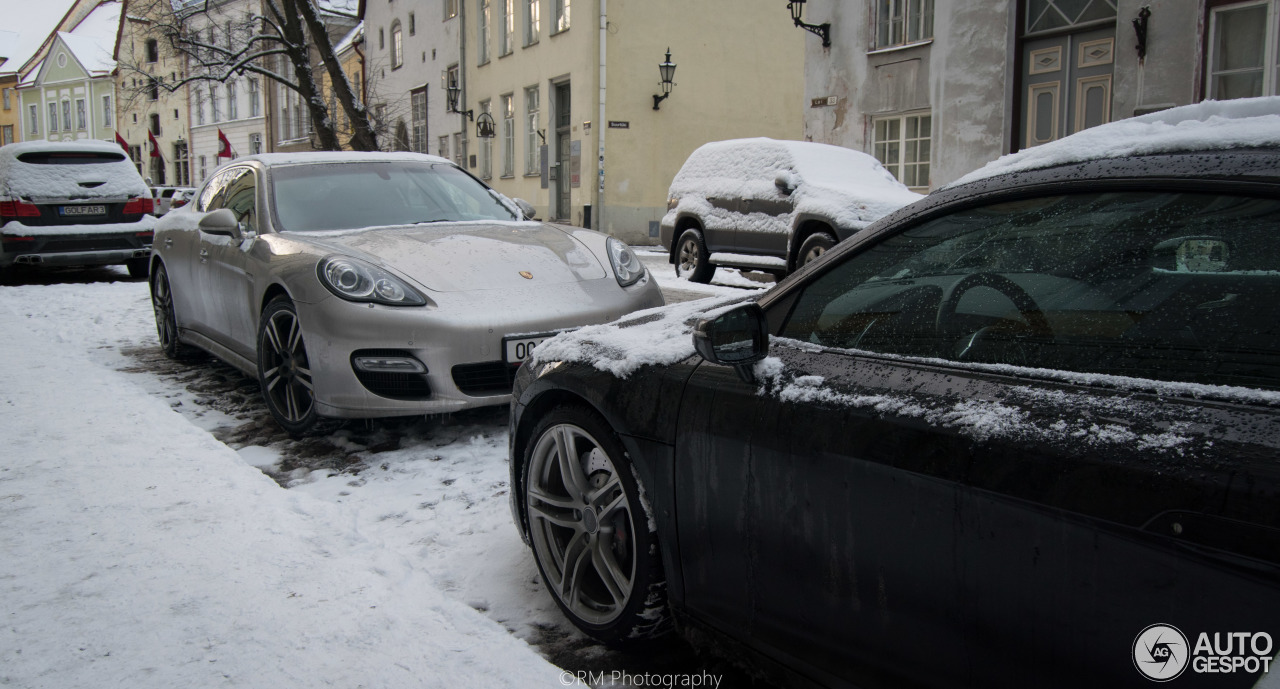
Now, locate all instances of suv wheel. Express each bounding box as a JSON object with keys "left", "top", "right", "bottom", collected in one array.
[
  {"left": 675, "top": 229, "right": 715, "bottom": 284},
  {"left": 799, "top": 231, "right": 836, "bottom": 267}
]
